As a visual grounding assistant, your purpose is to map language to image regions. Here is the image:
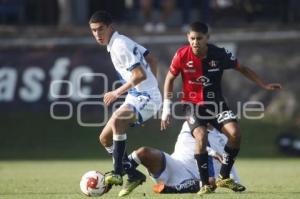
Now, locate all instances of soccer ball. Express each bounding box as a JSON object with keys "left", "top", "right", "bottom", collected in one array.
[{"left": 80, "top": 170, "right": 108, "bottom": 197}]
